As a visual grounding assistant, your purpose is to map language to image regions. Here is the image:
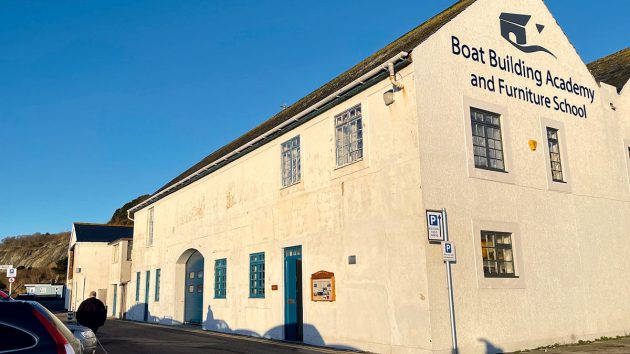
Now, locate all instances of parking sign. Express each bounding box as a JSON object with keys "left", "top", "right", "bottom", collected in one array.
[
  {"left": 6, "top": 268, "right": 17, "bottom": 278},
  {"left": 426, "top": 210, "right": 444, "bottom": 241},
  {"left": 441, "top": 241, "right": 456, "bottom": 262}
]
